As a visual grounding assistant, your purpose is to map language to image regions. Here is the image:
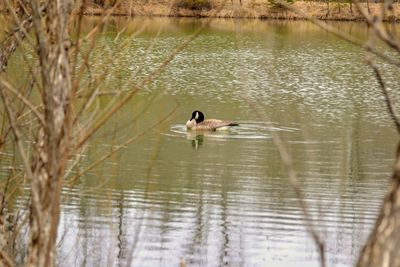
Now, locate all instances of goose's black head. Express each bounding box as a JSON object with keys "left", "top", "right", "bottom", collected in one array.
[{"left": 190, "top": 110, "right": 205, "bottom": 123}]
